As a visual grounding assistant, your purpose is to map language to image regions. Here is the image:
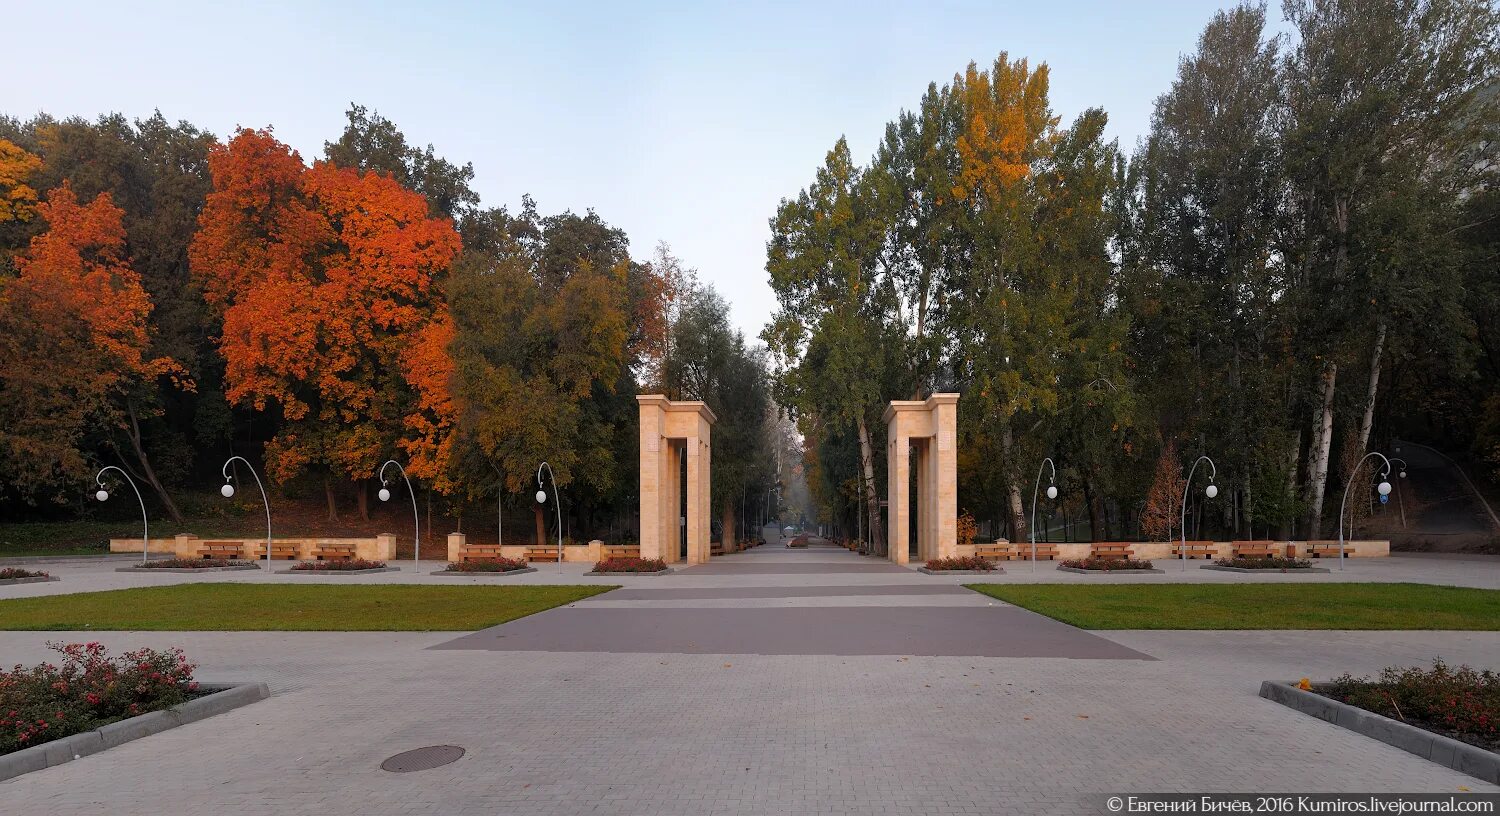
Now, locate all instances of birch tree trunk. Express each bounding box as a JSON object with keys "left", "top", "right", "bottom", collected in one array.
[
  {"left": 856, "top": 415, "right": 886, "bottom": 556},
  {"left": 1000, "top": 423, "right": 1028, "bottom": 543},
  {"left": 1304, "top": 361, "right": 1338, "bottom": 536},
  {"left": 1356, "top": 320, "right": 1387, "bottom": 454}
]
